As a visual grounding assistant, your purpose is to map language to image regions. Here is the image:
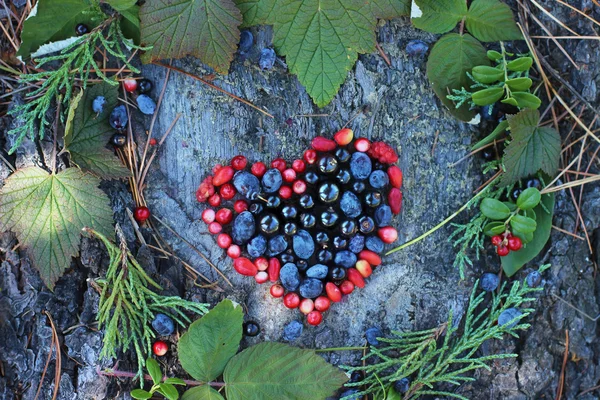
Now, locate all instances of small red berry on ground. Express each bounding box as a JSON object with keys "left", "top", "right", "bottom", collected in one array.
[
  {"left": 213, "top": 166, "right": 235, "bottom": 186},
  {"left": 152, "top": 340, "right": 168, "bottom": 356},
  {"left": 293, "top": 180, "right": 307, "bottom": 194},
  {"left": 279, "top": 186, "right": 292, "bottom": 199},
  {"left": 149, "top": 138, "right": 157, "bottom": 146},
  {"left": 201, "top": 209, "right": 215, "bottom": 224},
  {"left": 208, "top": 193, "right": 221, "bottom": 207},
  {"left": 268, "top": 258, "right": 281, "bottom": 281},
  {"left": 282, "top": 168, "right": 297, "bottom": 182},
  {"left": 233, "top": 200, "right": 248, "bottom": 213},
  {"left": 283, "top": 292, "right": 300, "bottom": 308},
  {"left": 299, "top": 298, "right": 314, "bottom": 314},
  {"left": 340, "top": 280, "right": 355, "bottom": 295},
  {"left": 307, "top": 310, "right": 323, "bottom": 326},
  {"left": 311, "top": 136, "right": 336, "bottom": 152},
  {"left": 216, "top": 233, "right": 232, "bottom": 248},
  {"left": 234, "top": 257, "right": 258, "bottom": 276},
  {"left": 334, "top": 128, "right": 353, "bottom": 145},
  {"left": 231, "top": 155, "right": 248, "bottom": 170},
  {"left": 326, "top": 282, "right": 342, "bottom": 302},
  {"left": 254, "top": 257, "right": 269, "bottom": 271},
  {"left": 271, "top": 158, "right": 287, "bottom": 171},
  {"left": 303, "top": 149, "right": 317, "bottom": 164},
  {"left": 354, "top": 138, "right": 371, "bottom": 152},
  {"left": 219, "top": 184, "right": 236, "bottom": 200},
  {"left": 227, "top": 244, "right": 241, "bottom": 258},
  {"left": 215, "top": 208, "right": 233, "bottom": 224},
  {"left": 123, "top": 78, "right": 137, "bottom": 93},
  {"left": 134, "top": 206, "right": 151, "bottom": 223},
  {"left": 254, "top": 271, "right": 269, "bottom": 284},
  {"left": 208, "top": 222, "right": 222, "bottom": 234},
  {"left": 270, "top": 284, "right": 284, "bottom": 298},
  {"left": 251, "top": 162, "right": 267, "bottom": 177},
  {"left": 314, "top": 296, "right": 330, "bottom": 312},
  {"left": 292, "top": 159, "right": 306, "bottom": 173}
]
